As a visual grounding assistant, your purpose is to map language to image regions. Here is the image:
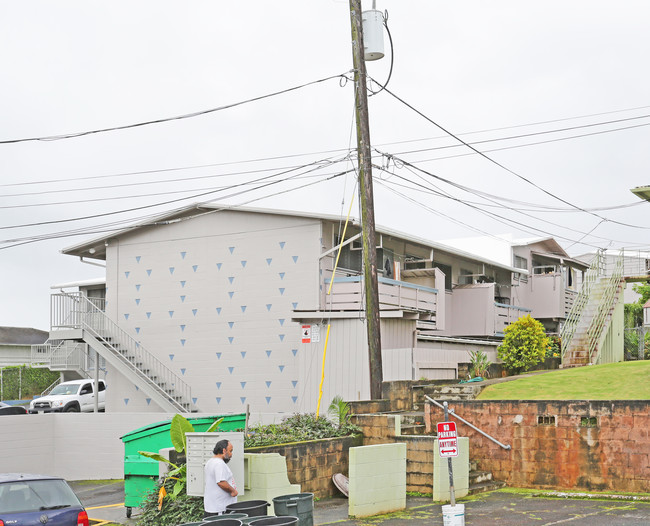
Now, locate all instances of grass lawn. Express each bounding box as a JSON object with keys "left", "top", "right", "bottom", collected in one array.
[{"left": 477, "top": 360, "right": 650, "bottom": 400}]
